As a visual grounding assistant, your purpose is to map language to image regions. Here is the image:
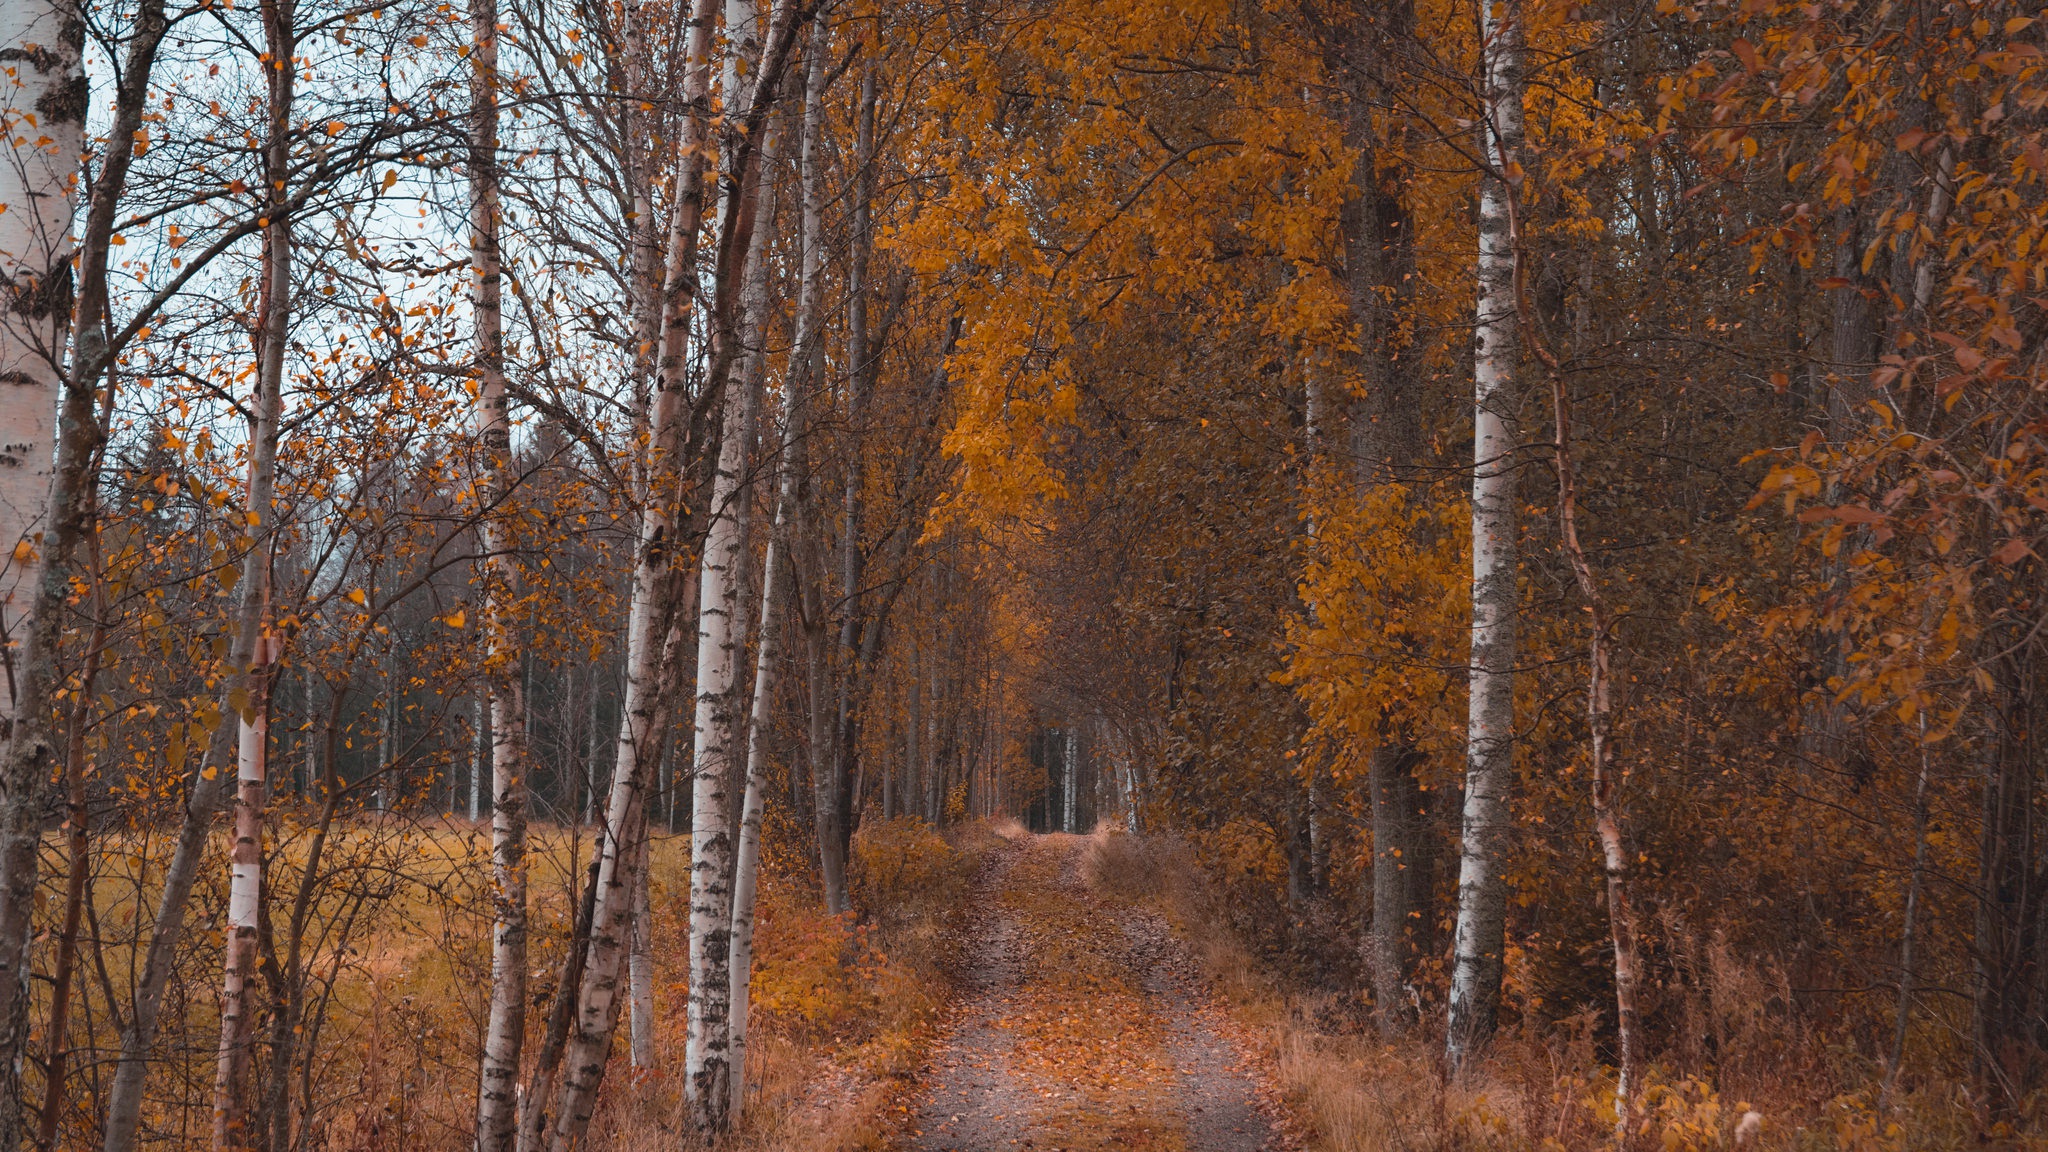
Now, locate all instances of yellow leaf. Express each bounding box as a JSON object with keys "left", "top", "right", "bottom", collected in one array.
[{"left": 346, "top": 588, "right": 367, "bottom": 605}]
